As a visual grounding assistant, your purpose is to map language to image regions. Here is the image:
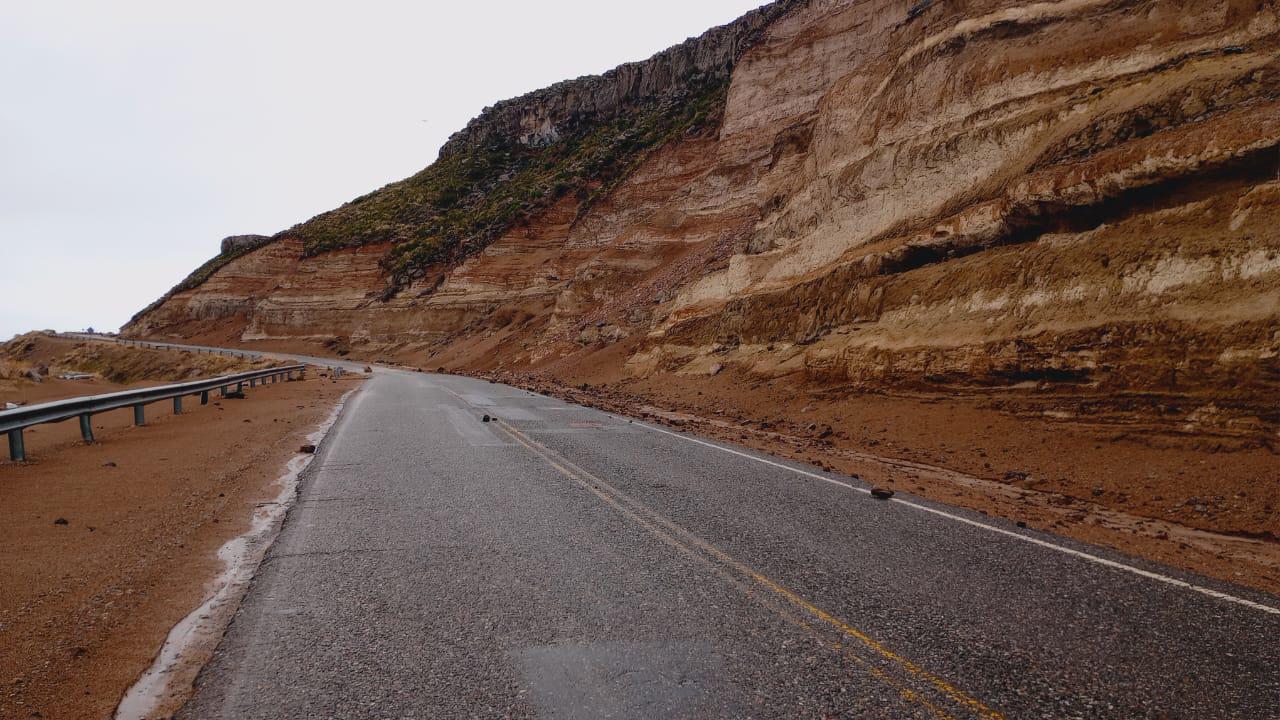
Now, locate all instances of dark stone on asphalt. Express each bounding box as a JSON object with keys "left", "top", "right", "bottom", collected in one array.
[
  {"left": 1017, "top": 521, "right": 1028, "bottom": 528},
  {"left": 482, "top": 415, "right": 491, "bottom": 423},
  {"left": 870, "top": 487, "right": 895, "bottom": 500},
  {"left": 299, "top": 445, "right": 317, "bottom": 454}
]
